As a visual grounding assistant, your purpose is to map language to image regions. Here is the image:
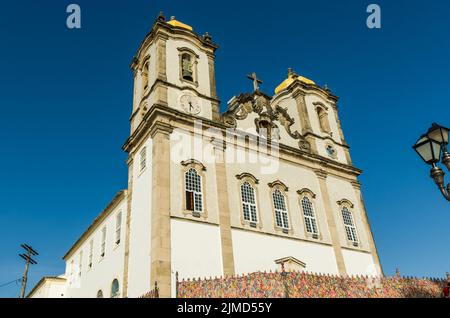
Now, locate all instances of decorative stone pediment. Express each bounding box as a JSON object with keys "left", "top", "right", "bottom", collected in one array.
[
  {"left": 222, "top": 91, "right": 311, "bottom": 151},
  {"left": 275, "top": 256, "right": 306, "bottom": 272}
]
